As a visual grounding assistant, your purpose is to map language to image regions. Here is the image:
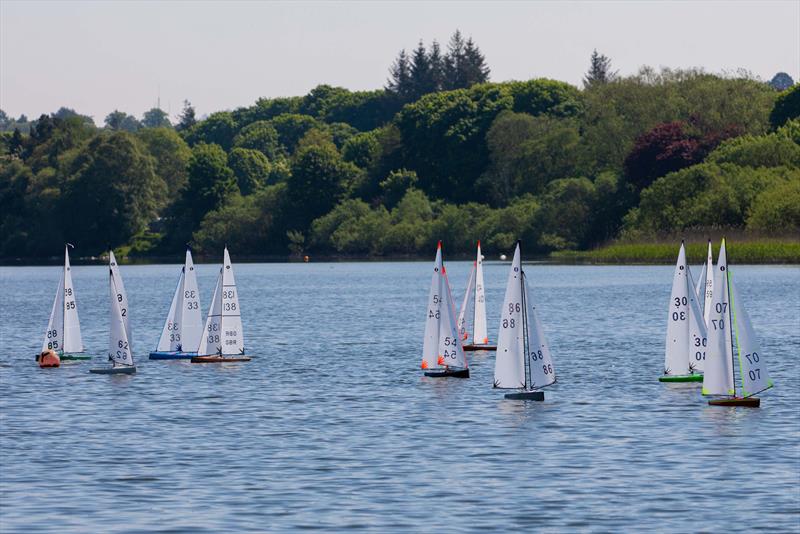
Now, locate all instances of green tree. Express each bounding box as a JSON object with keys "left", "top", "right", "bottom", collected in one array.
[
  {"left": 380, "top": 168, "right": 419, "bottom": 208},
  {"left": 228, "top": 147, "right": 272, "bottom": 194},
  {"left": 232, "top": 120, "right": 283, "bottom": 159},
  {"left": 386, "top": 49, "right": 413, "bottom": 101},
  {"left": 176, "top": 100, "right": 197, "bottom": 131},
  {"left": 270, "top": 114, "right": 321, "bottom": 154},
  {"left": 193, "top": 183, "right": 288, "bottom": 254},
  {"left": 136, "top": 127, "right": 191, "bottom": 198},
  {"left": 168, "top": 142, "right": 238, "bottom": 245},
  {"left": 583, "top": 49, "right": 617, "bottom": 88},
  {"left": 61, "top": 132, "right": 166, "bottom": 252},
  {"left": 287, "top": 144, "right": 361, "bottom": 229},
  {"left": 769, "top": 85, "right": 800, "bottom": 128},
  {"left": 142, "top": 108, "right": 172, "bottom": 128},
  {"left": 747, "top": 180, "right": 800, "bottom": 233},
  {"left": 184, "top": 111, "right": 237, "bottom": 151}
]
